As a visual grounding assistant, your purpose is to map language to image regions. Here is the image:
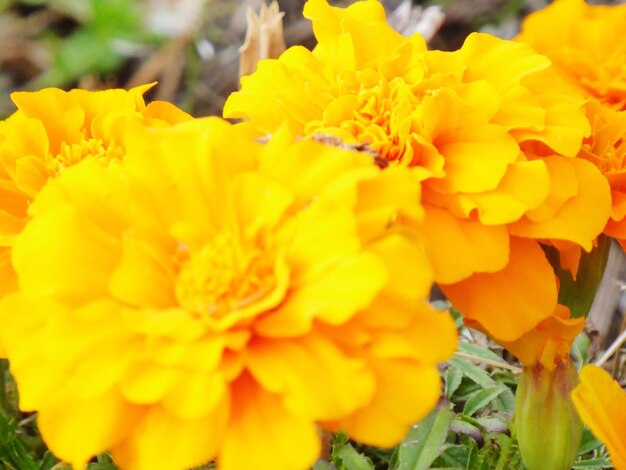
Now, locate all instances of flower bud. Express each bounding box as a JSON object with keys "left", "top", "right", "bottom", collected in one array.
[{"left": 515, "top": 359, "right": 582, "bottom": 470}]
